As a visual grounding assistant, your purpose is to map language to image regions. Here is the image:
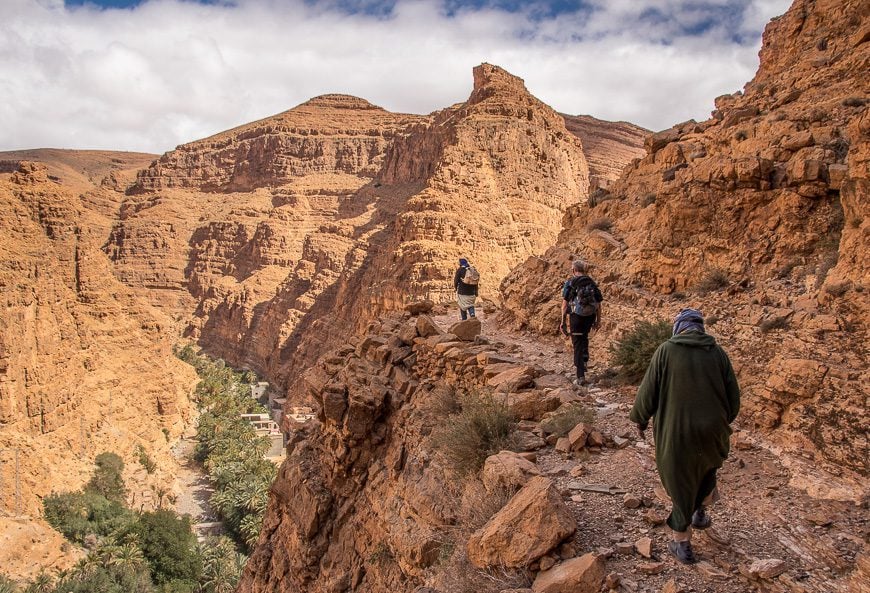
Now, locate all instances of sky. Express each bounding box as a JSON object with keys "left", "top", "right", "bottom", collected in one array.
[{"left": 1, "top": 0, "right": 793, "bottom": 154}]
